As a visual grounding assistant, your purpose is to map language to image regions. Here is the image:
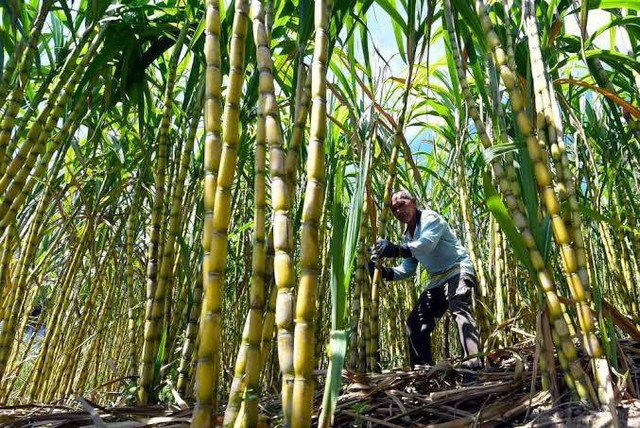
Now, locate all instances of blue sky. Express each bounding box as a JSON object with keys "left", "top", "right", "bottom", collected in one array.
[
  {"left": 349, "top": 3, "right": 632, "bottom": 165},
  {"left": 348, "top": 4, "right": 449, "bottom": 161}
]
